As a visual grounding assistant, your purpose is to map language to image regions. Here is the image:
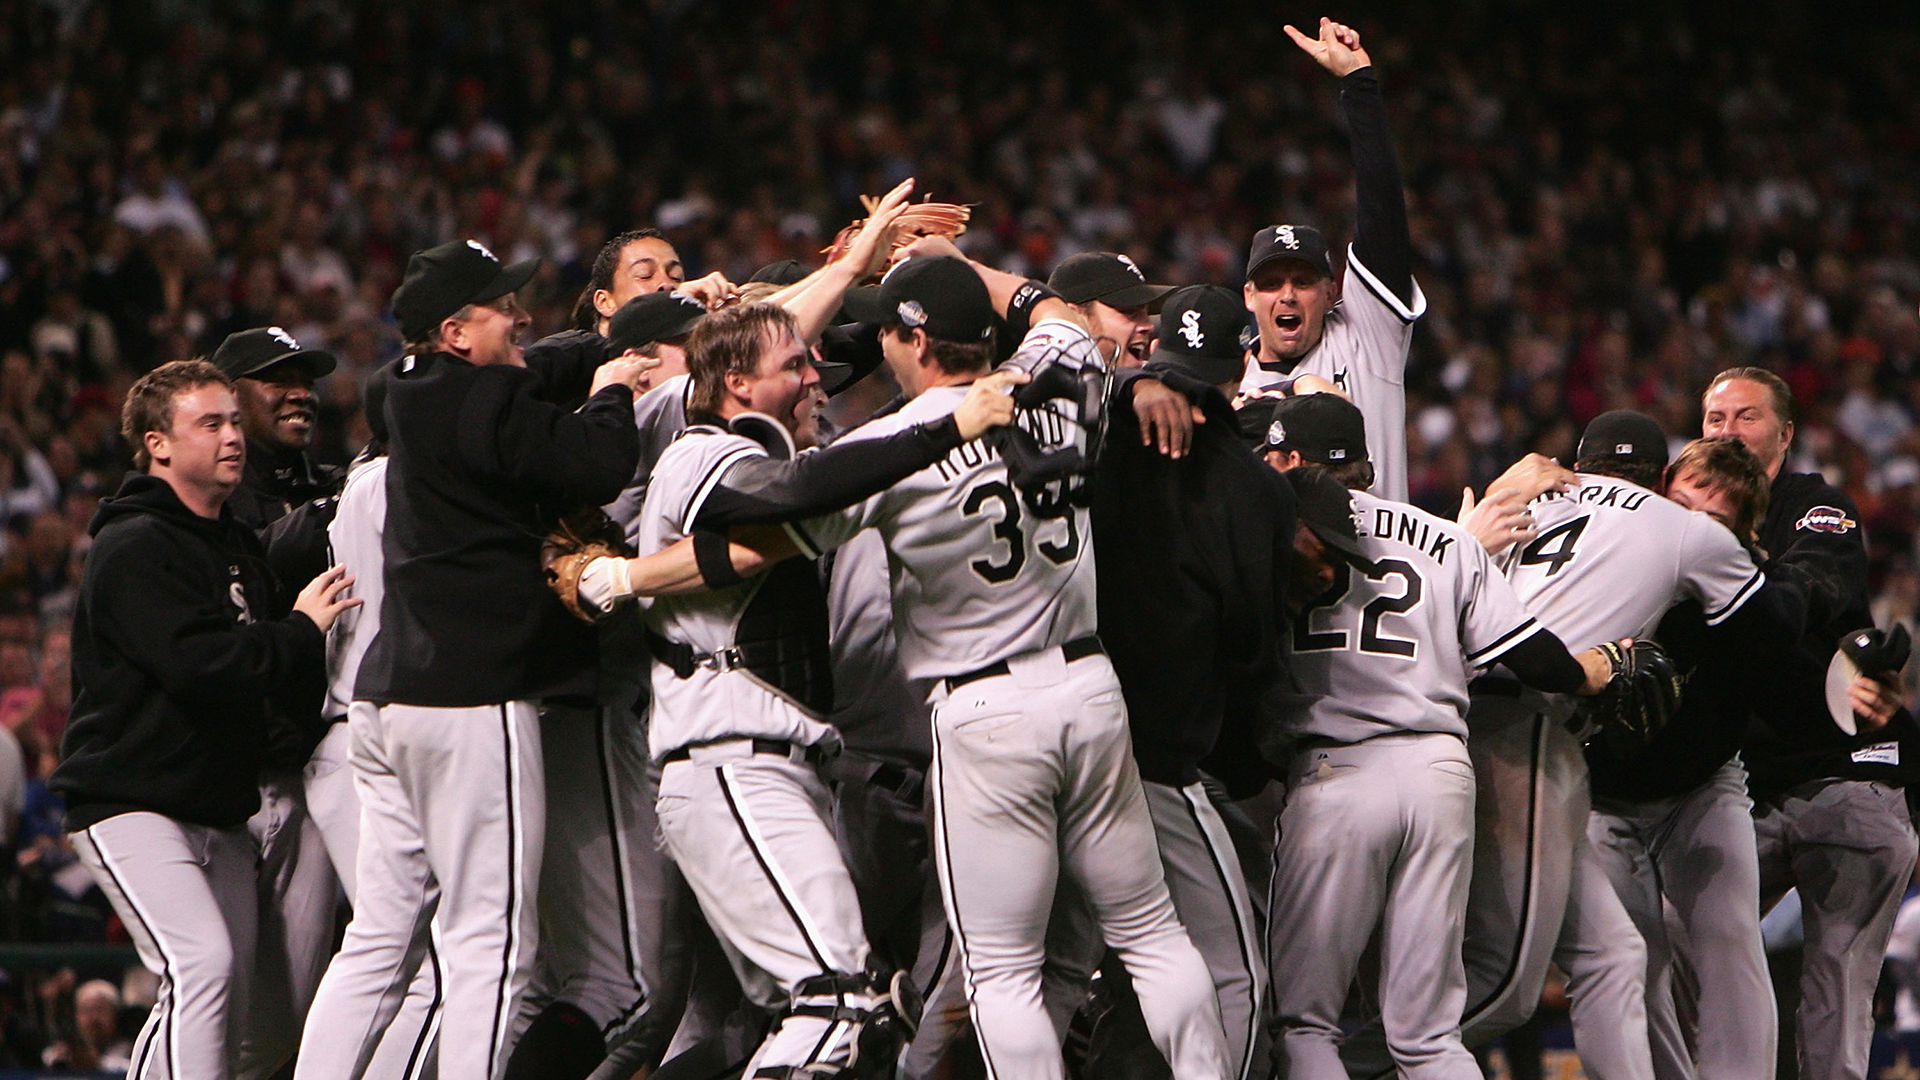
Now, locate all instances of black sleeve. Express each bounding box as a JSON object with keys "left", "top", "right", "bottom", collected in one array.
[
  {"left": 522, "top": 330, "right": 613, "bottom": 408},
  {"left": 1701, "top": 575, "right": 1806, "bottom": 654},
  {"left": 1502, "top": 627, "right": 1587, "bottom": 694},
  {"left": 693, "top": 416, "right": 966, "bottom": 527},
  {"left": 1339, "top": 67, "right": 1417, "bottom": 312},
  {"left": 466, "top": 373, "right": 640, "bottom": 511},
  {"left": 1768, "top": 496, "right": 1871, "bottom": 650}
]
